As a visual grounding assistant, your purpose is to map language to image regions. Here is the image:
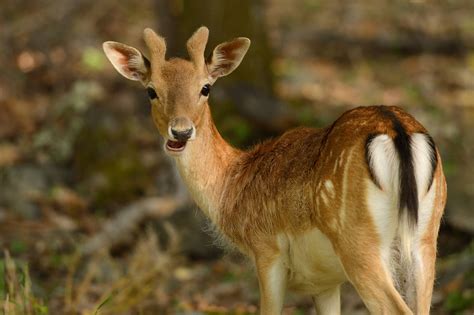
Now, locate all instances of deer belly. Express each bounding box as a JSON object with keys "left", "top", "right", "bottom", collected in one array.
[{"left": 284, "top": 228, "right": 346, "bottom": 294}]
